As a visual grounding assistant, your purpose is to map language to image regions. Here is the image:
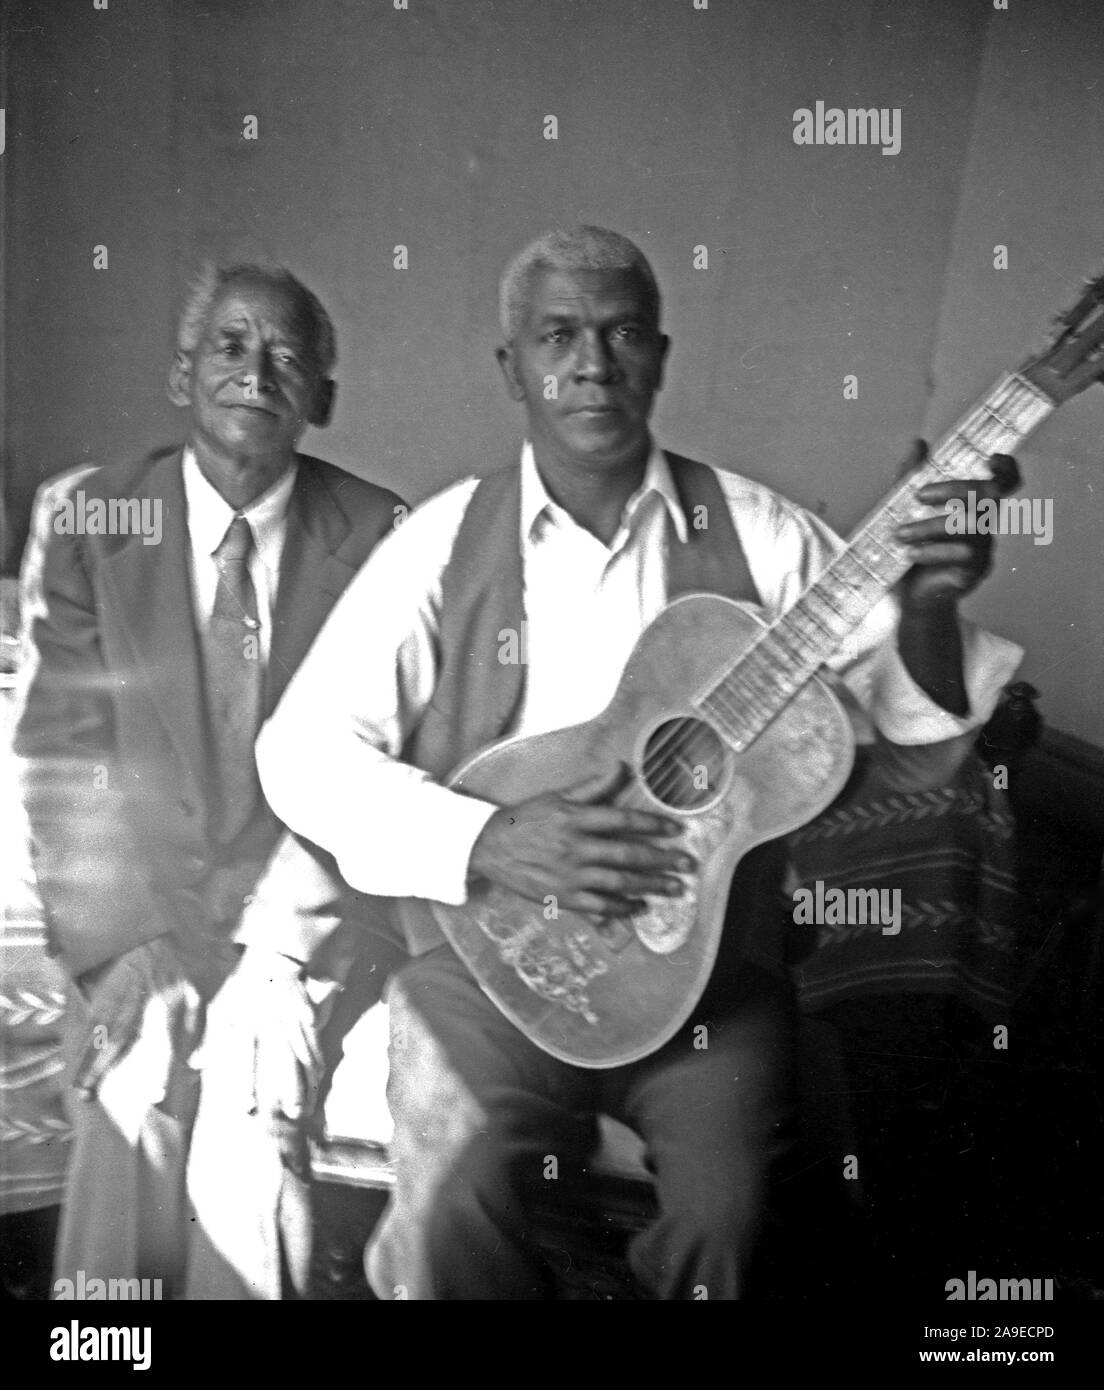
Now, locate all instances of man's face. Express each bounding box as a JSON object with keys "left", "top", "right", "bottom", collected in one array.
[
  {"left": 497, "top": 268, "right": 669, "bottom": 471},
  {"left": 170, "top": 276, "right": 332, "bottom": 465}
]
